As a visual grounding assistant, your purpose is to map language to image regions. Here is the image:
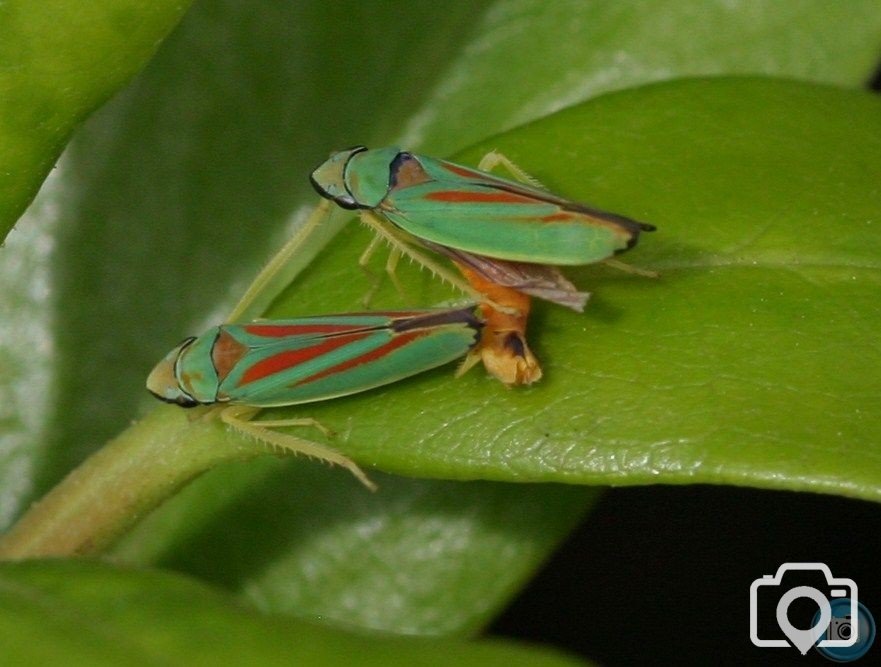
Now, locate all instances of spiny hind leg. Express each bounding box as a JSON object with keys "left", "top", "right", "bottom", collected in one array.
[
  {"left": 358, "top": 232, "right": 386, "bottom": 307},
  {"left": 219, "top": 405, "right": 376, "bottom": 491},
  {"left": 384, "top": 246, "right": 410, "bottom": 302},
  {"left": 217, "top": 405, "right": 331, "bottom": 431},
  {"left": 477, "top": 150, "right": 545, "bottom": 189},
  {"left": 358, "top": 211, "right": 518, "bottom": 314},
  {"left": 244, "top": 414, "right": 335, "bottom": 437},
  {"left": 359, "top": 212, "right": 477, "bottom": 297},
  {"left": 358, "top": 237, "right": 410, "bottom": 306}
]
